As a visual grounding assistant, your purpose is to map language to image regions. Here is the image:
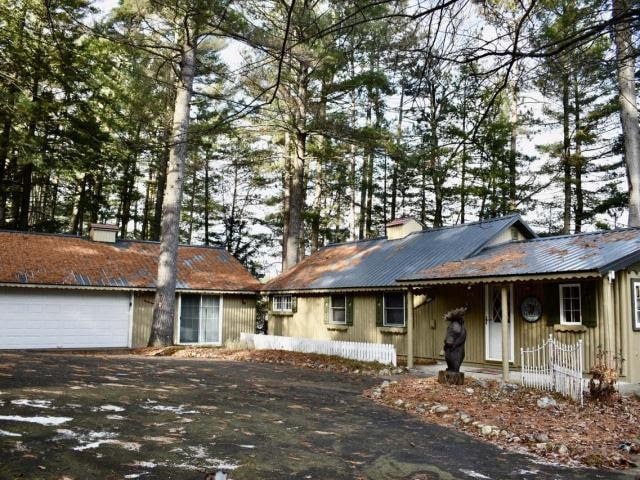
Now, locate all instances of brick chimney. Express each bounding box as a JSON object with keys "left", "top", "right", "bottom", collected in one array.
[
  {"left": 89, "top": 223, "right": 118, "bottom": 243},
  {"left": 385, "top": 218, "right": 424, "bottom": 240}
]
